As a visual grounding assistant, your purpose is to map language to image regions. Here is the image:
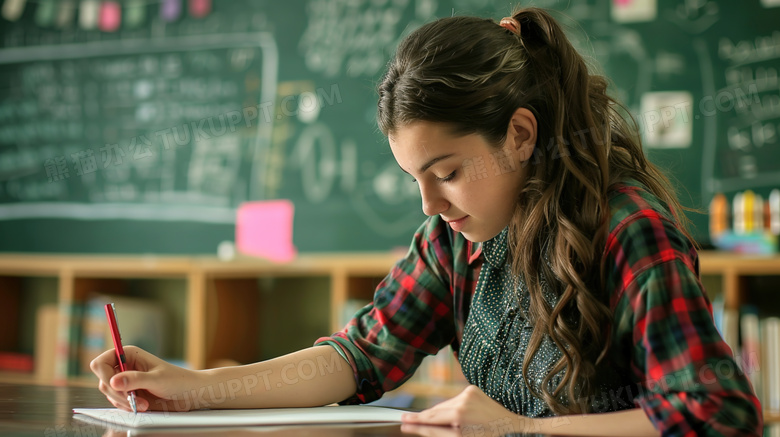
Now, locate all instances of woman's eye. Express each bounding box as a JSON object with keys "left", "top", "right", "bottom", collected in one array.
[
  {"left": 410, "top": 171, "right": 455, "bottom": 184},
  {"left": 436, "top": 171, "right": 457, "bottom": 183}
]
